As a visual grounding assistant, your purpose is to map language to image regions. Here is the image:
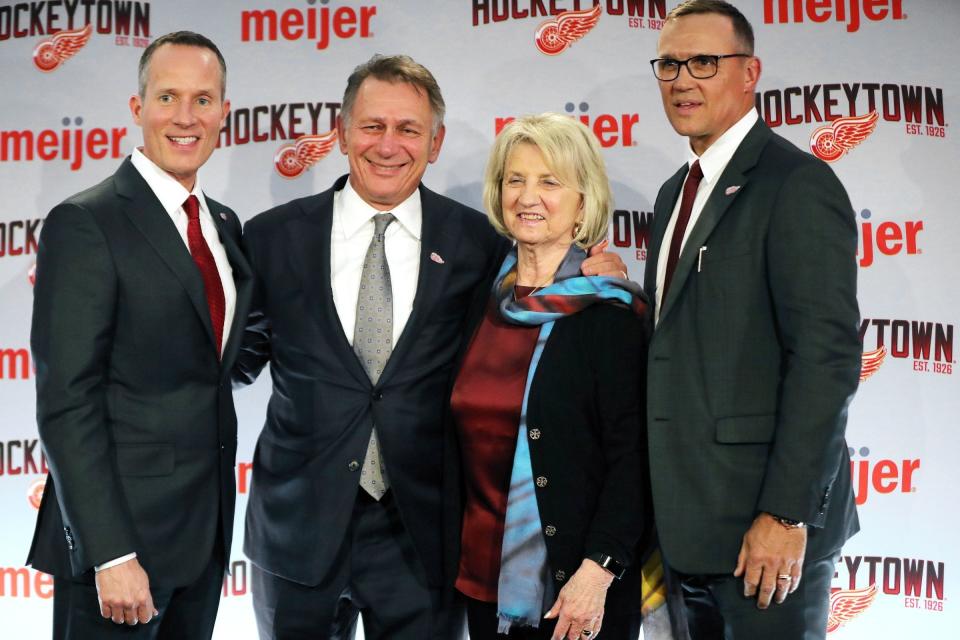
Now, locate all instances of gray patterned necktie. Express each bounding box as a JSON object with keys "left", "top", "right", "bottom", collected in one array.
[{"left": 354, "top": 212, "right": 395, "bottom": 500}]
